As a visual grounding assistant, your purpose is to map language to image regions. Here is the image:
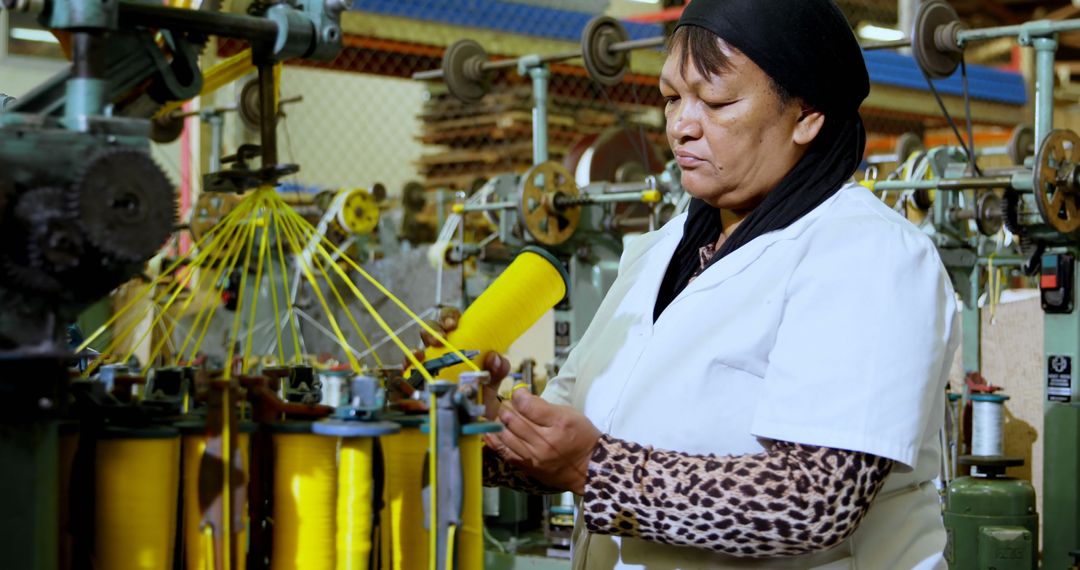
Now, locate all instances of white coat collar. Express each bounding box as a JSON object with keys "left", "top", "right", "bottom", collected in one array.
[{"left": 644, "top": 186, "right": 850, "bottom": 322}]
